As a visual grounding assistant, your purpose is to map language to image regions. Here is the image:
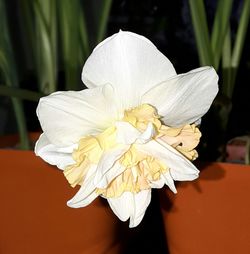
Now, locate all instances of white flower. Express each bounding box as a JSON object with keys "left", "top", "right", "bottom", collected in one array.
[{"left": 35, "top": 31, "right": 218, "bottom": 228}]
